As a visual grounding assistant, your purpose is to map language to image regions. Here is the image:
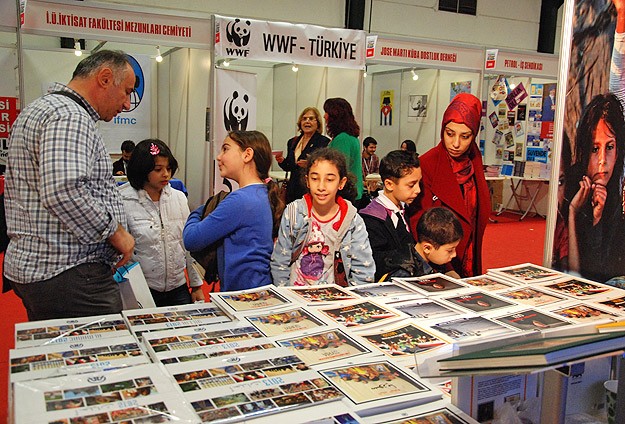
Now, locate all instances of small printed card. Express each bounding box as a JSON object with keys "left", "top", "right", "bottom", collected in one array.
[
  {"left": 213, "top": 285, "right": 293, "bottom": 315},
  {"left": 547, "top": 301, "right": 621, "bottom": 324},
  {"left": 380, "top": 298, "right": 463, "bottom": 321},
  {"left": 426, "top": 315, "right": 517, "bottom": 342},
  {"left": 461, "top": 274, "right": 517, "bottom": 291},
  {"left": 274, "top": 327, "right": 372, "bottom": 366},
  {"left": 347, "top": 282, "right": 420, "bottom": 298},
  {"left": 315, "top": 300, "right": 404, "bottom": 329},
  {"left": 487, "top": 263, "right": 563, "bottom": 284},
  {"left": 494, "top": 309, "right": 572, "bottom": 331},
  {"left": 14, "top": 314, "right": 130, "bottom": 348},
  {"left": 441, "top": 291, "right": 517, "bottom": 314},
  {"left": 280, "top": 284, "right": 360, "bottom": 304},
  {"left": 394, "top": 273, "right": 467, "bottom": 296},
  {"left": 497, "top": 287, "right": 565, "bottom": 307},
  {"left": 537, "top": 277, "right": 619, "bottom": 300},
  {"left": 244, "top": 306, "right": 328, "bottom": 337},
  {"left": 362, "top": 399, "right": 478, "bottom": 423},
  {"left": 356, "top": 321, "right": 450, "bottom": 359}
]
